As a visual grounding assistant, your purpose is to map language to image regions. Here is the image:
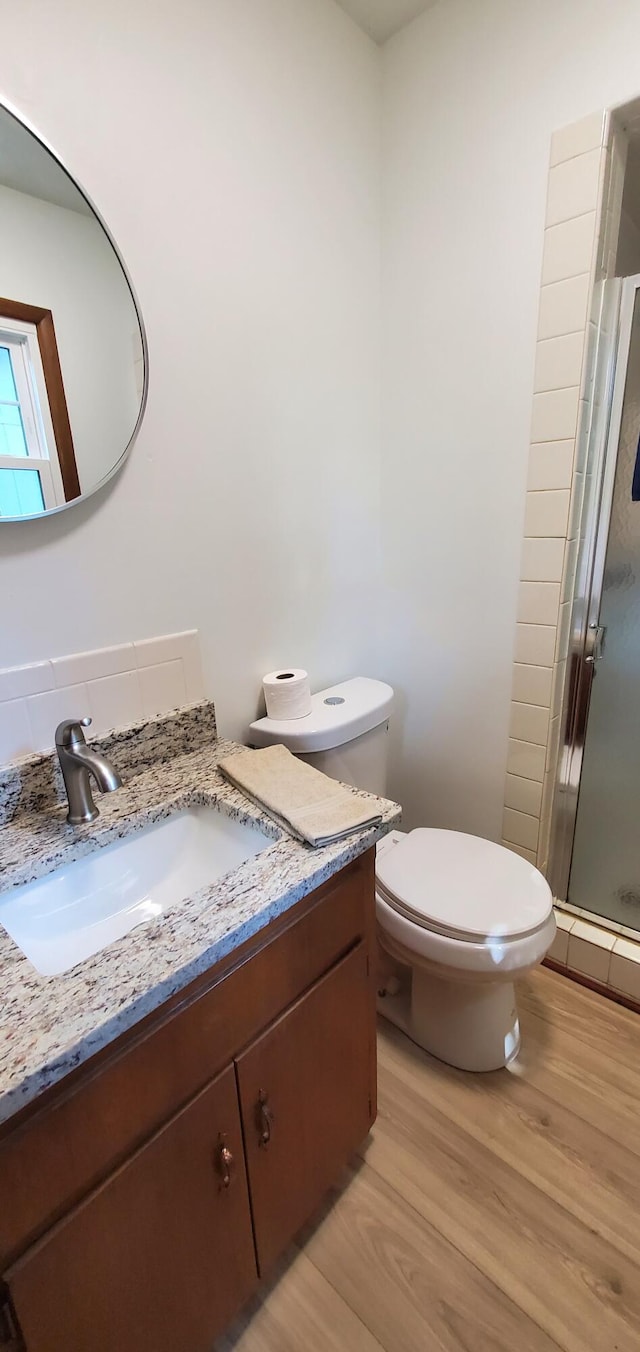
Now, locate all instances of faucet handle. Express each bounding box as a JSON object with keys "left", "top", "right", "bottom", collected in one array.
[{"left": 55, "top": 717, "right": 92, "bottom": 748}]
